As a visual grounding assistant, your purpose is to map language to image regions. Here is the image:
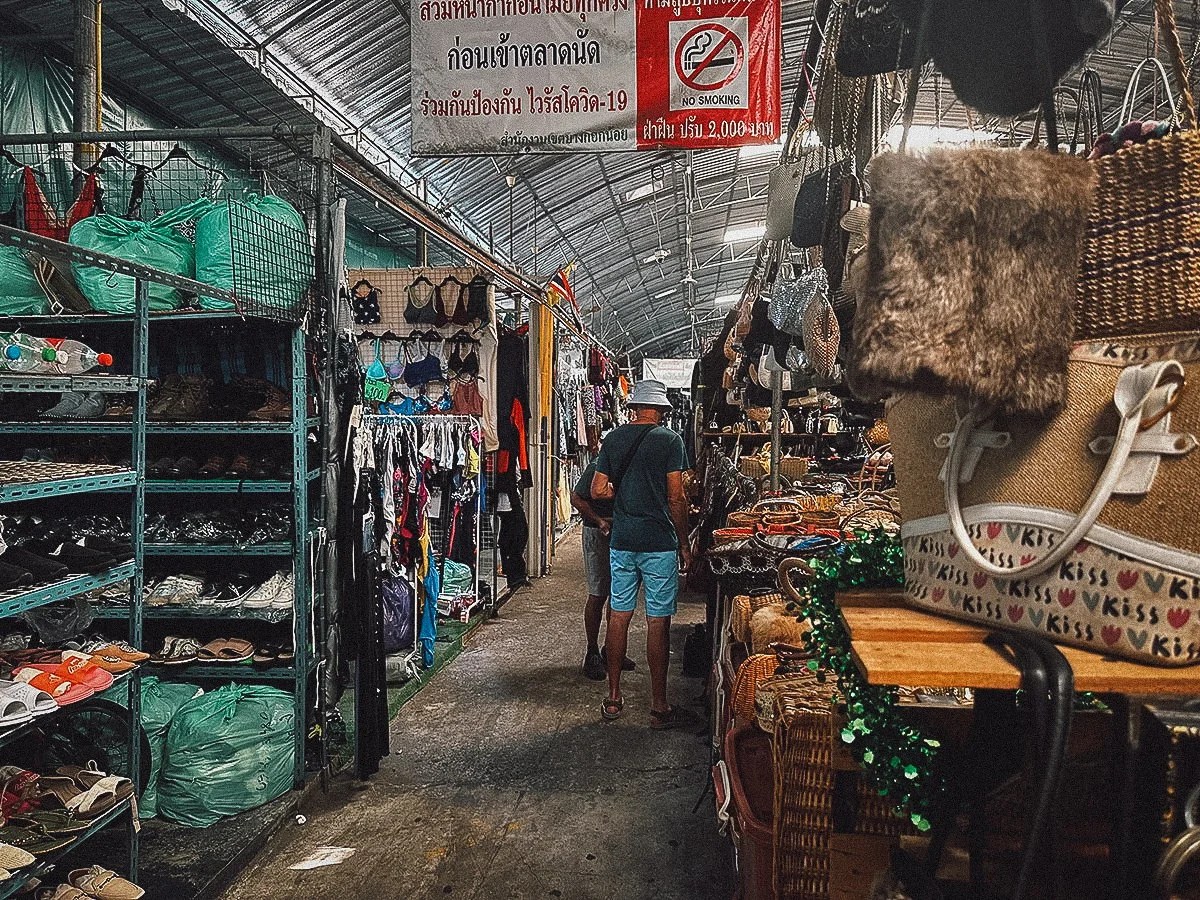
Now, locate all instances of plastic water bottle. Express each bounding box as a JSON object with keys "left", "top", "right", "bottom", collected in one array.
[
  {"left": 51, "top": 340, "right": 113, "bottom": 375},
  {"left": 0, "top": 334, "right": 60, "bottom": 373}
]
